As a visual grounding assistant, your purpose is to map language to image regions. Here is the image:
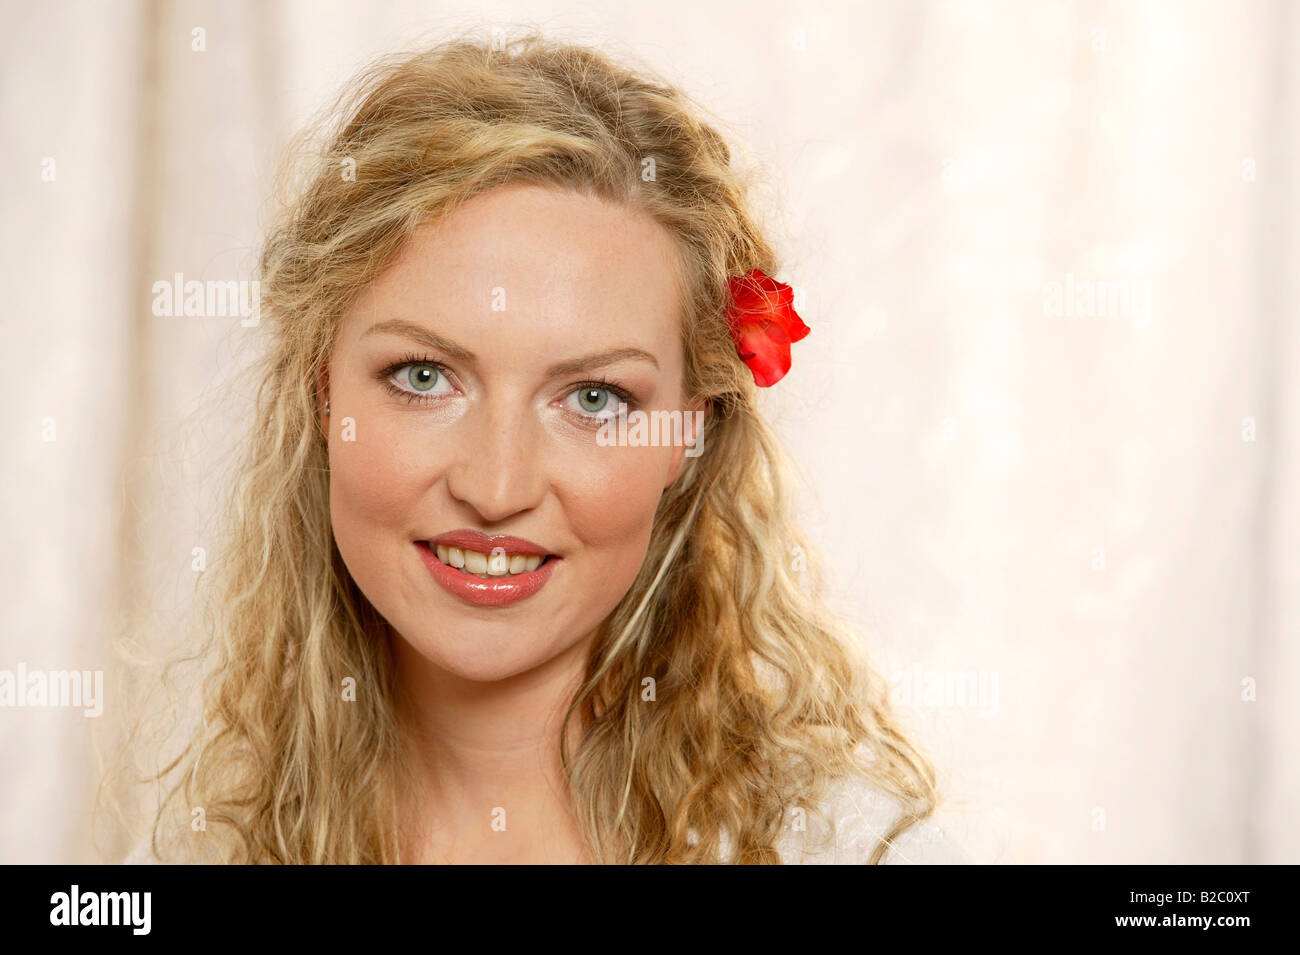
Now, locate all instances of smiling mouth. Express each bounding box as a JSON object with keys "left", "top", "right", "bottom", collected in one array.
[{"left": 424, "top": 542, "right": 556, "bottom": 580}]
